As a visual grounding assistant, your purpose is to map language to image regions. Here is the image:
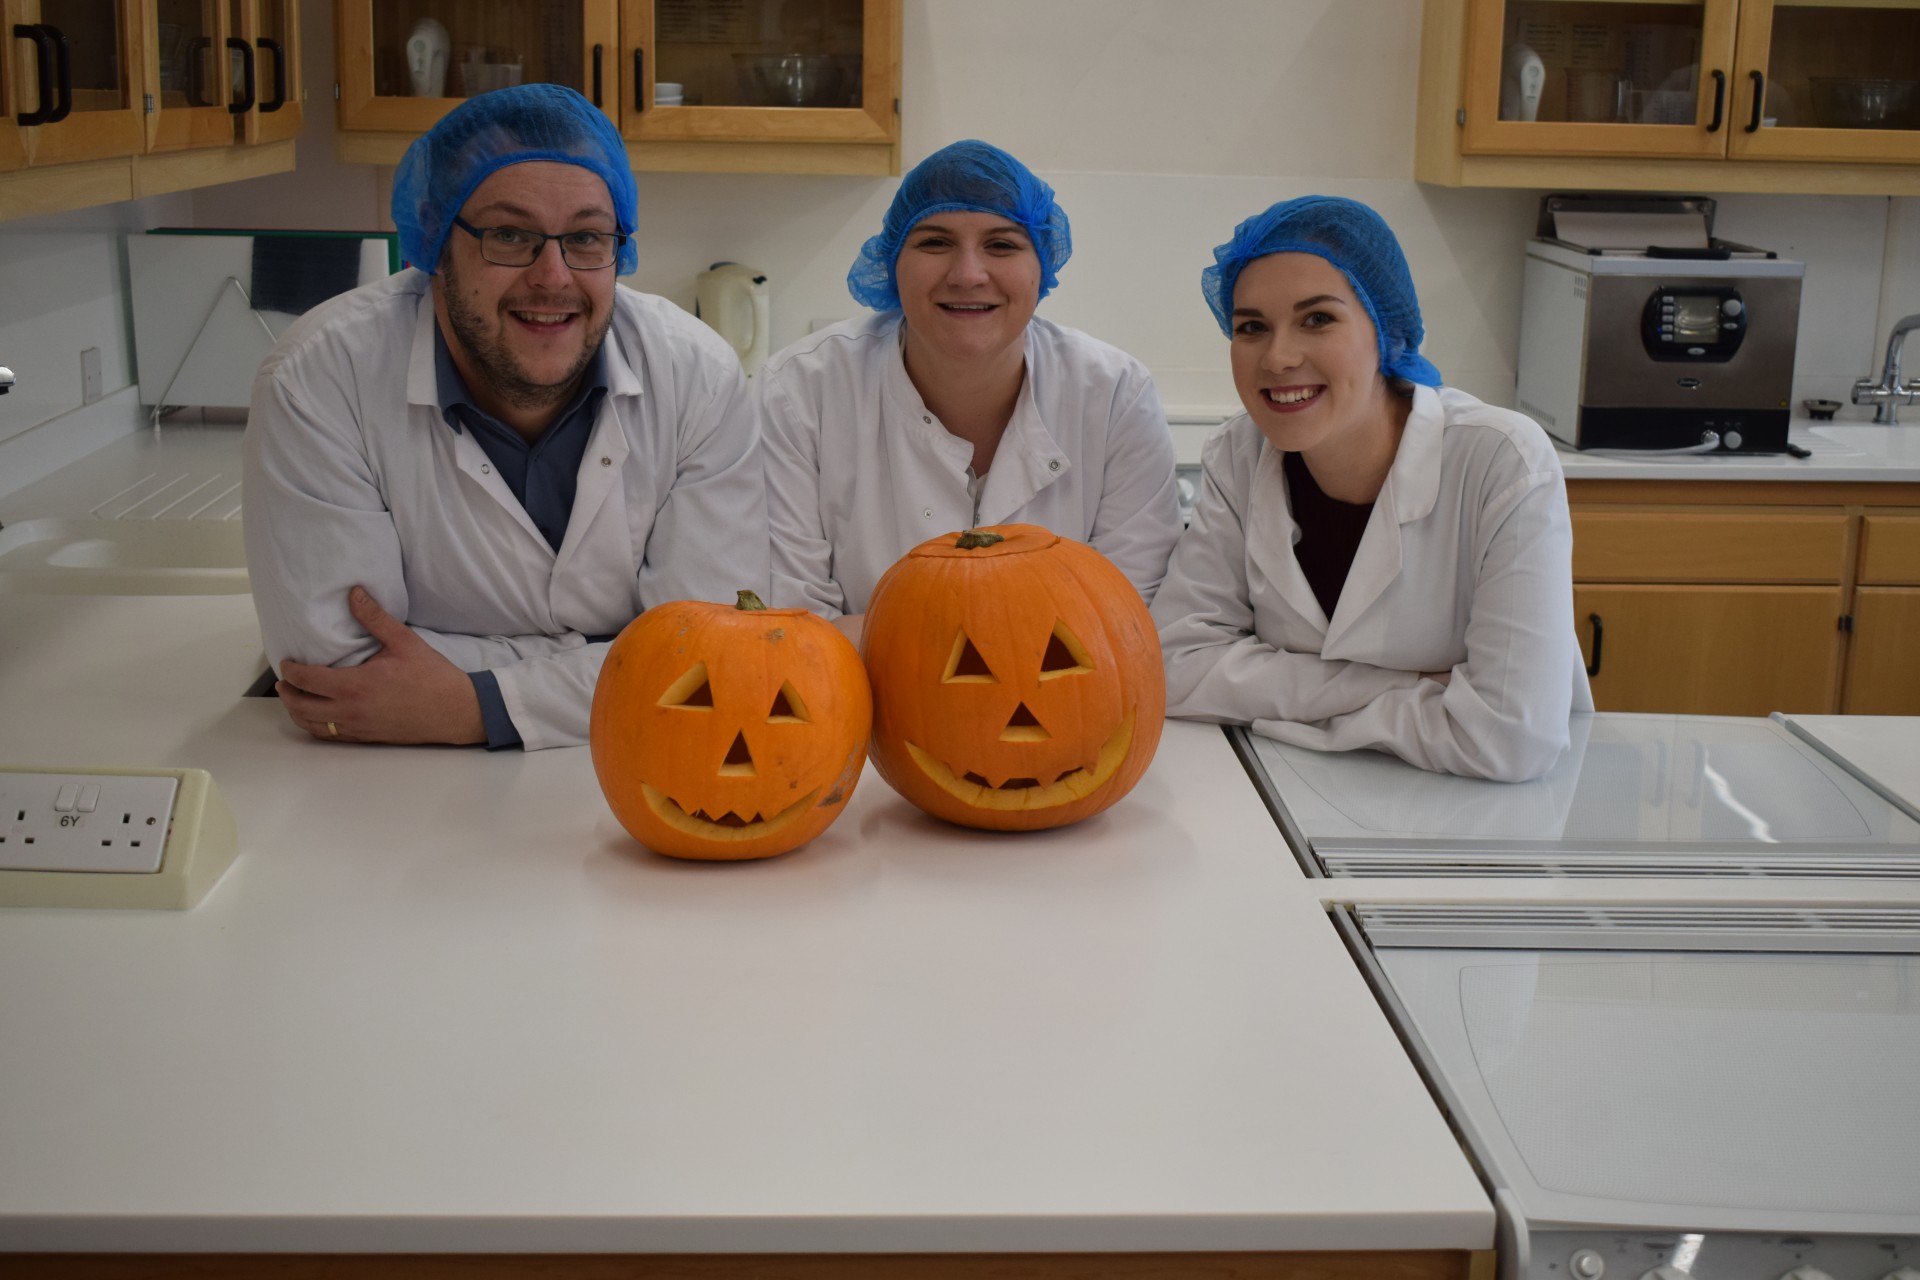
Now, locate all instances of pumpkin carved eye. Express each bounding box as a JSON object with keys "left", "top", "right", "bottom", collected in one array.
[
  {"left": 768, "top": 682, "right": 809, "bottom": 723},
  {"left": 943, "top": 632, "right": 998, "bottom": 683},
  {"left": 1039, "top": 622, "right": 1094, "bottom": 680},
  {"left": 660, "top": 662, "right": 714, "bottom": 709}
]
